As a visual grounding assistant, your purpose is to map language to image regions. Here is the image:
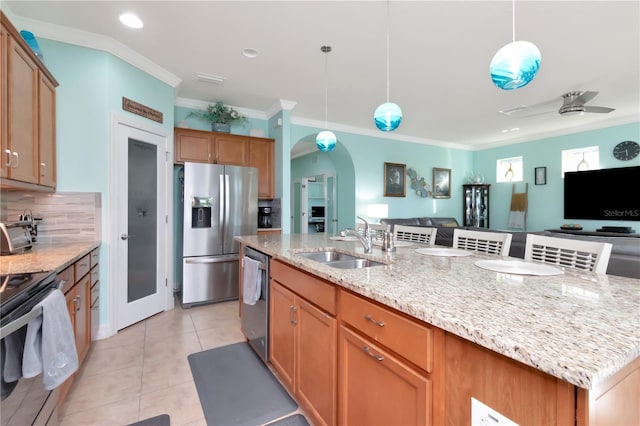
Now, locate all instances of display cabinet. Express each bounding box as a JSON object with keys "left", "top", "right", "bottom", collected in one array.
[{"left": 462, "top": 184, "right": 490, "bottom": 228}]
